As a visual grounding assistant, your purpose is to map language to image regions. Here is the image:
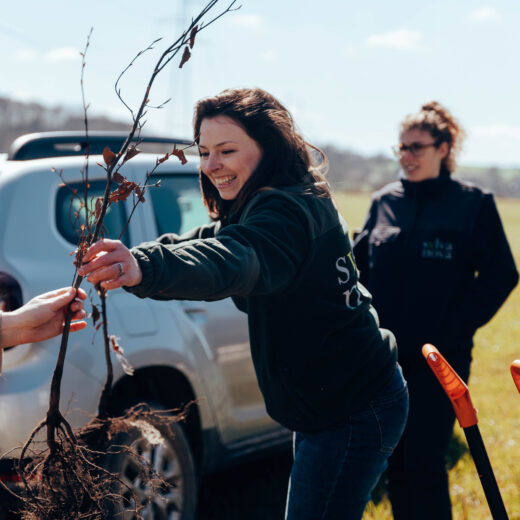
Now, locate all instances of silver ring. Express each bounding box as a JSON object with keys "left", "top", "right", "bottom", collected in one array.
[{"left": 117, "top": 262, "right": 124, "bottom": 278}]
